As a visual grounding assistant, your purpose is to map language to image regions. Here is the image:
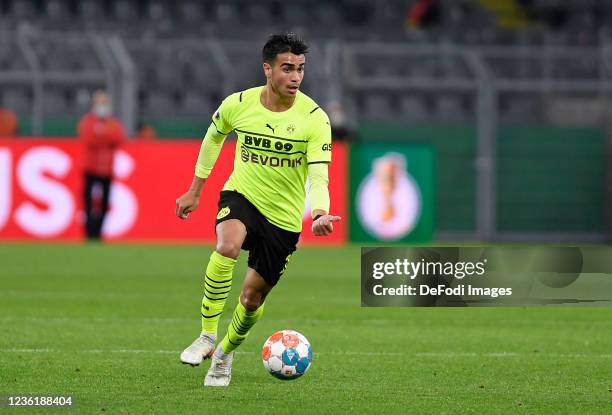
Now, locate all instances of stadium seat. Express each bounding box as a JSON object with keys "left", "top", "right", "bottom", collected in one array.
[
  {"left": 342, "top": 0, "right": 372, "bottom": 26},
  {"left": 244, "top": 3, "right": 273, "bottom": 25},
  {"left": 113, "top": 0, "right": 138, "bottom": 22},
  {"left": 45, "top": 0, "right": 71, "bottom": 24},
  {"left": 178, "top": 92, "right": 214, "bottom": 118},
  {"left": 372, "top": 57, "right": 400, "bottom": 77},
  {"left": 233, "top": 64, "right": 265, "bottom": 91},
  {"left": 128, "top": 45, "right": 160, "bottom": 87},
  {"left": 43, "top": 88, "right": 70, "bottom": 116},
  {"left": 177, "top": 1, "right": 205, "bottom": 25},
  {"left": 312, "top": 3, "right": 342, "bottom": 27},
  {"left": 142, "top": 92, "right": 175, "bottom": 117},
  {"left": 281, "top": 3, "right": 308, "bottom": 25},
  {"left": 441, "top": 56, "right": 470, "bottom": 79},
  {"left": 214, "top": 2, "right": 238, "bottom": 23},
  {"left": 8, "top": 0, "right": 38, "bottom": 20},
  {"left": 361, "top": 94, "right": 396, "bottom": 122},
  {"left": 78, "top": 0, "right": 105, "bottom": 20},
  {"left": 146, "top": 0, "right": 169, "bottom": 21},
  {"left": 74, "top": 88, "right": 93, "bottom": 115},
  {"left": 434, "top": 95, "right": 468, "bottom": 122},
  {"left": 155, "top": 54, "right": 183, "bottom": 91},
  {"left": 500, "top": 94, "right": 542, "bottom": 122},
  {"left": 554, "top": 57, "right": 599, "bottom": 80},
  {"left": 2, "top": 87, "right": 31, "bottom": 115},
  {"left": 187, "top": 61, "right": 222, "bottom": 94},
  {"left": 399, "top": 95, "right": 430, "bottom": 122},
  {"left": 0, "top": 43, "right": 29, "bottom": 71},
  {"left": 409, "top": 59, "right": 440, "bottom": 78}
]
